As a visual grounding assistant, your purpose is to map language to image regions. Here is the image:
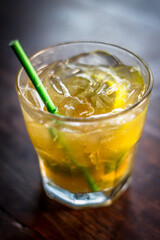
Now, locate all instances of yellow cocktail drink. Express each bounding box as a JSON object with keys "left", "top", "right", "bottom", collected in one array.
[{"left": 16, "top": 43, "right": 153, "bottom": 208}]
